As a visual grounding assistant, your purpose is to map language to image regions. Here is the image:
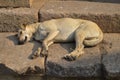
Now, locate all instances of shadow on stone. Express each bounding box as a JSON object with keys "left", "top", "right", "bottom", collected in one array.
[
  {"left": 7, "top": 34, "right": 18, "bottom": 45},
  {"left": 60, "top": 43, "right": 75, "bottom": 53},
  {"left": 60, "top": 42, "right": 94, "bottom": 54},
  {"left": 0, "top": 64, "right": 17, "bottom": 75}
]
